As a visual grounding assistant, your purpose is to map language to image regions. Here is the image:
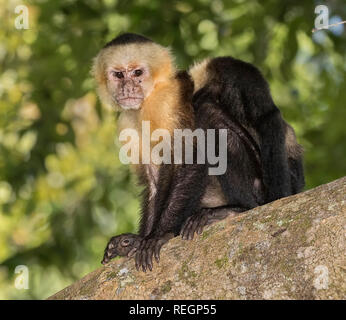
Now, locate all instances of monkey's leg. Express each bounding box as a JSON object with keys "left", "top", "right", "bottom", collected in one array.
[
  {"left": 194, "top": 100, "right": 263, "bottom": 209},
  {"left": 102, "top": 233, "right": 142, "bottom": 265},
  {"left": 181, "top": 206, "right": 246, "bottom": 240}
]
